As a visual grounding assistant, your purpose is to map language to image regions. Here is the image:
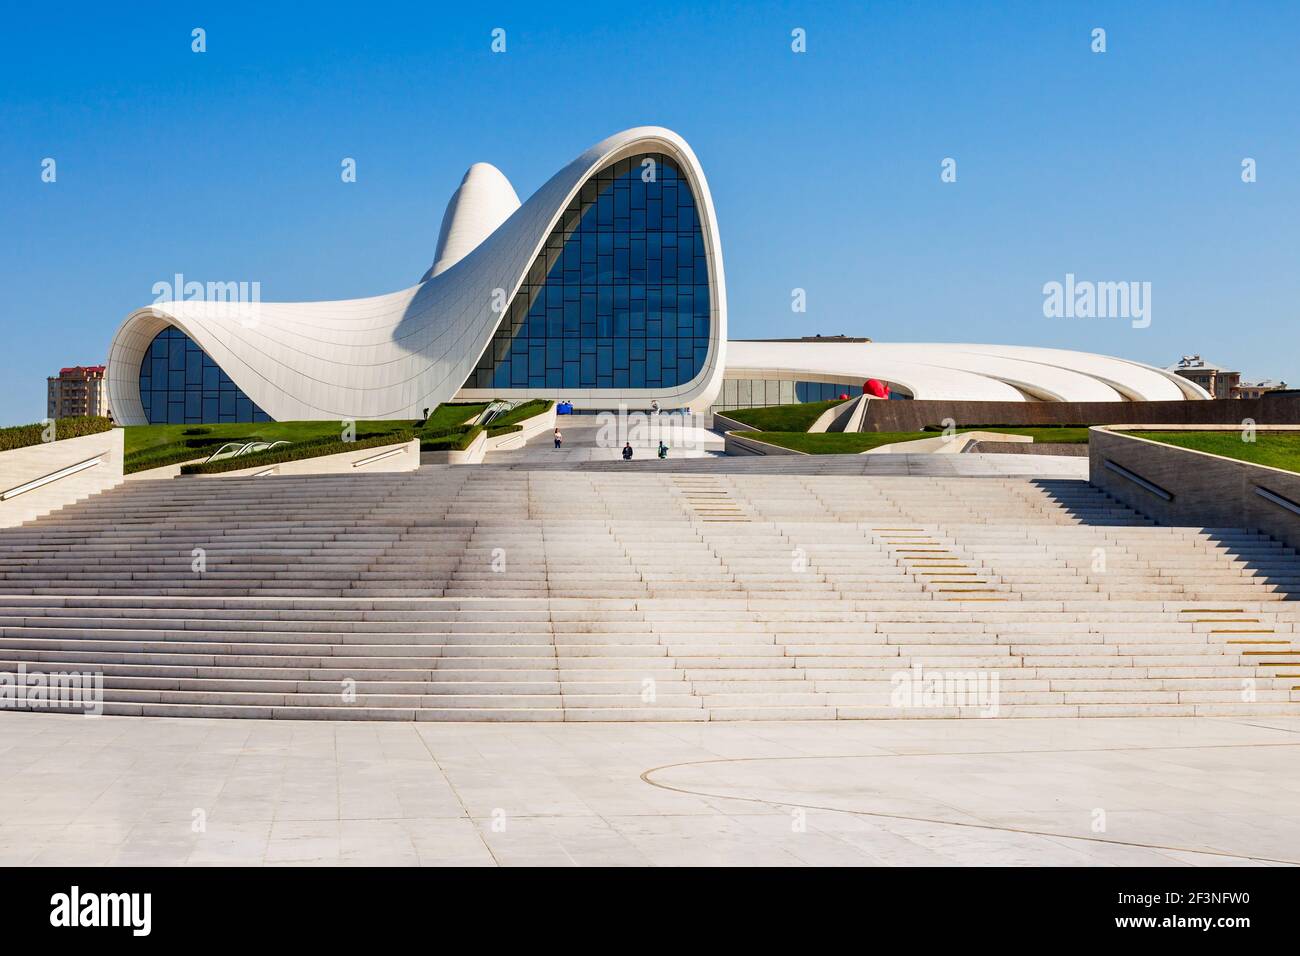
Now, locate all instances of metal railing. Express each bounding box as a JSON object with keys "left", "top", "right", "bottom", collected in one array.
[{"left": 203, "top": 440, "right": 290, "bottom": 464}]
